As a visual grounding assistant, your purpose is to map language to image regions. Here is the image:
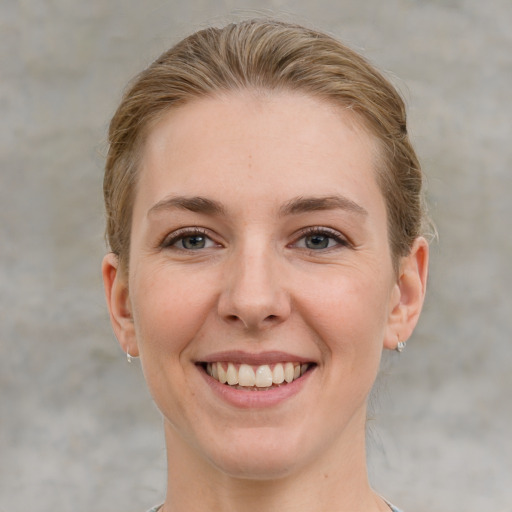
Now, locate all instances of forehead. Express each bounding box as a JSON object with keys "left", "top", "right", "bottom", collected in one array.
[{"left": 135, "top": 91, "right": 384, "bottom": 216}]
